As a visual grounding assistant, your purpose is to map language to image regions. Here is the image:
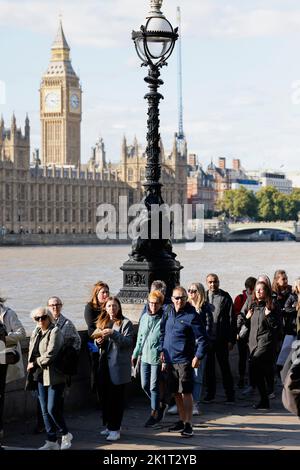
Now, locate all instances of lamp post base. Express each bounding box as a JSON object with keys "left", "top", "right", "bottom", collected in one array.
[{"left": 118, "top": 257, "right": 182, "bottom": 304}]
